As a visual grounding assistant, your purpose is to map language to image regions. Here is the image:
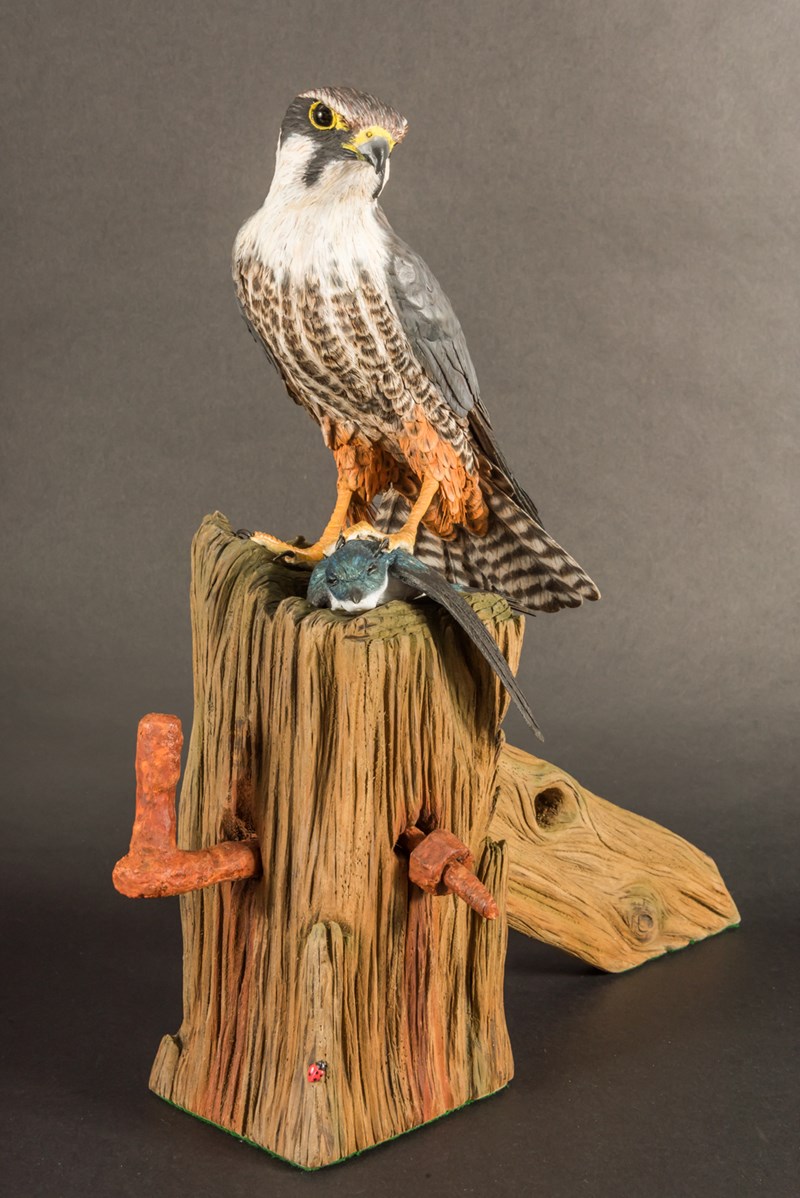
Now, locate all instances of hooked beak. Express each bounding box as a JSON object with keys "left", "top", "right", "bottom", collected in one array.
[
  {"left": 343, "top": 125, "right": 395, "bottom": 178},
  {"left": 357, "top": 135, "right": 390, "bottom": 176}
]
